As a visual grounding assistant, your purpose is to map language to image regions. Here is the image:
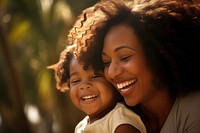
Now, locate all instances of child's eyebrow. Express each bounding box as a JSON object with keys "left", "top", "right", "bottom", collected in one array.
[{"left": 70, "top": 71, "right": 78, "bottom": 77}]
